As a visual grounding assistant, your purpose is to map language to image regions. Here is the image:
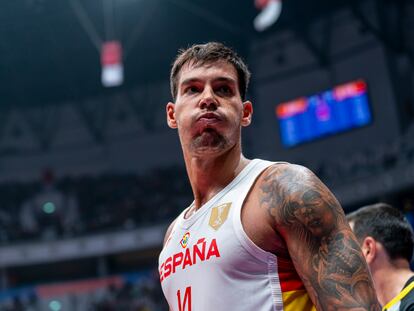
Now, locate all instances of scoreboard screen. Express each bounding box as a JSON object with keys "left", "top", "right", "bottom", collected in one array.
[{"left": 276, "top": 80, "right": 372, "bottom": 148}]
